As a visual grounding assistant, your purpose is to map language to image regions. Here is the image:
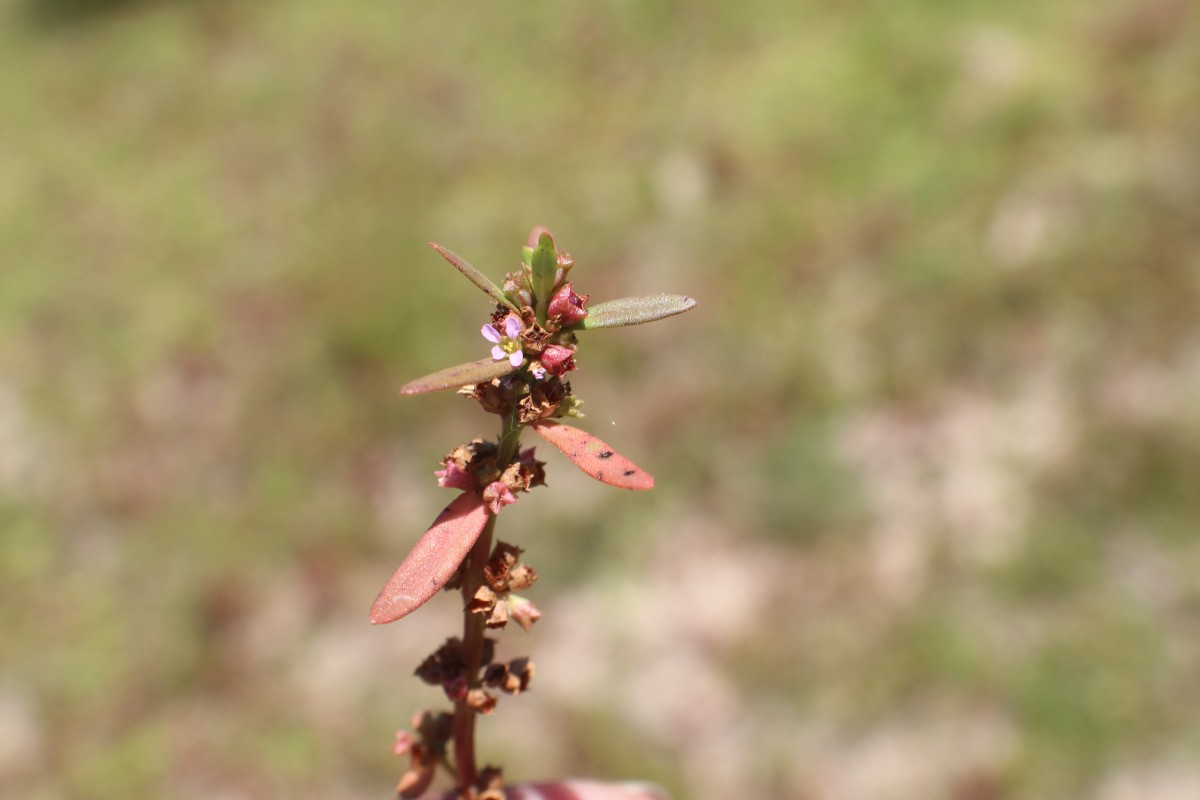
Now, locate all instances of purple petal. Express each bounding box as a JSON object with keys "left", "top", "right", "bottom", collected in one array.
[
  {"left": 504, "top": 316, "right": 522, "bottom": 339},
  {"left": 531, "top": 365, "right": 546, "bottom": 379},
  {"left": 491, "top": 345, "right": 506, "bottom": 361},
  {"left": 481, "top": 324, "right": 502, "bottom": 343},
  {"left": 509, "top": 350, "right": 524, "bottom": 367}
]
